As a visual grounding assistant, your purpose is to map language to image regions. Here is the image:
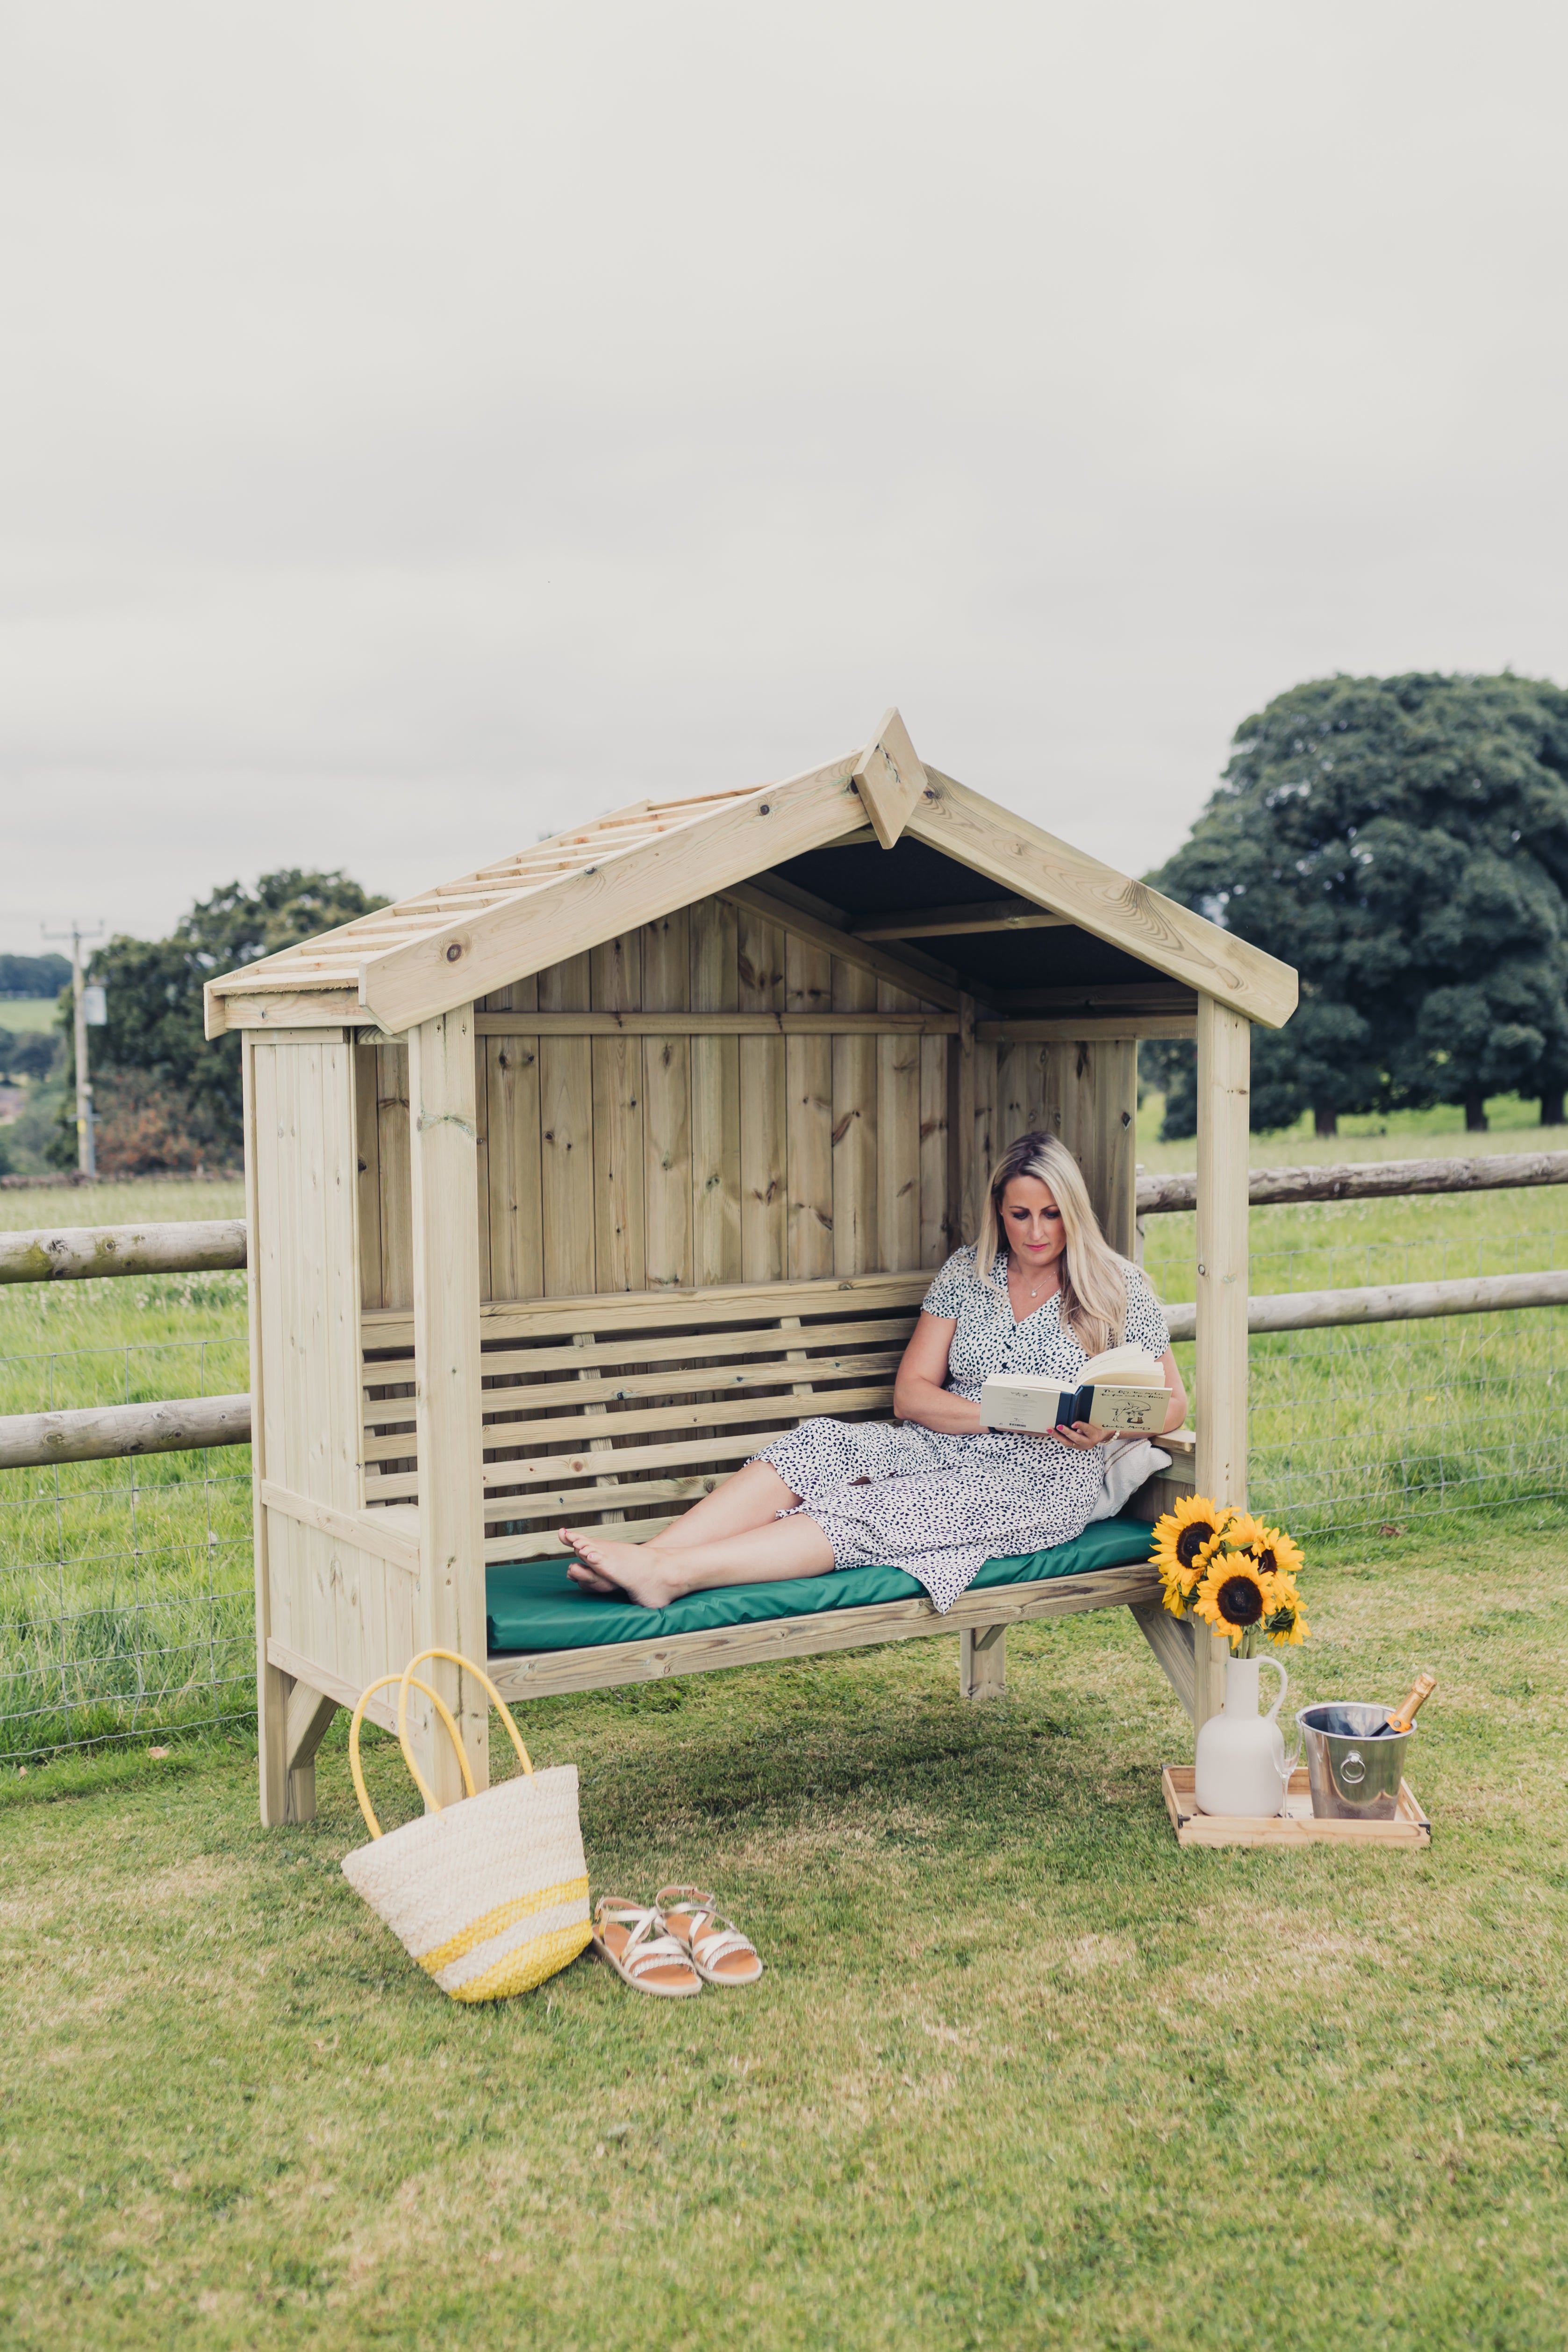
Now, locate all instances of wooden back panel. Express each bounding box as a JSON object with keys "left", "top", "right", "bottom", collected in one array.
[
  {"left": 363, "top": 1271, "right": 929, "bottom": 1562},
  {"left": 354, "top": 892, "right": 1142, "bottom": 1310},
  {"left": 353, "top": 899, "right": 955, "bottom": 1311}
]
